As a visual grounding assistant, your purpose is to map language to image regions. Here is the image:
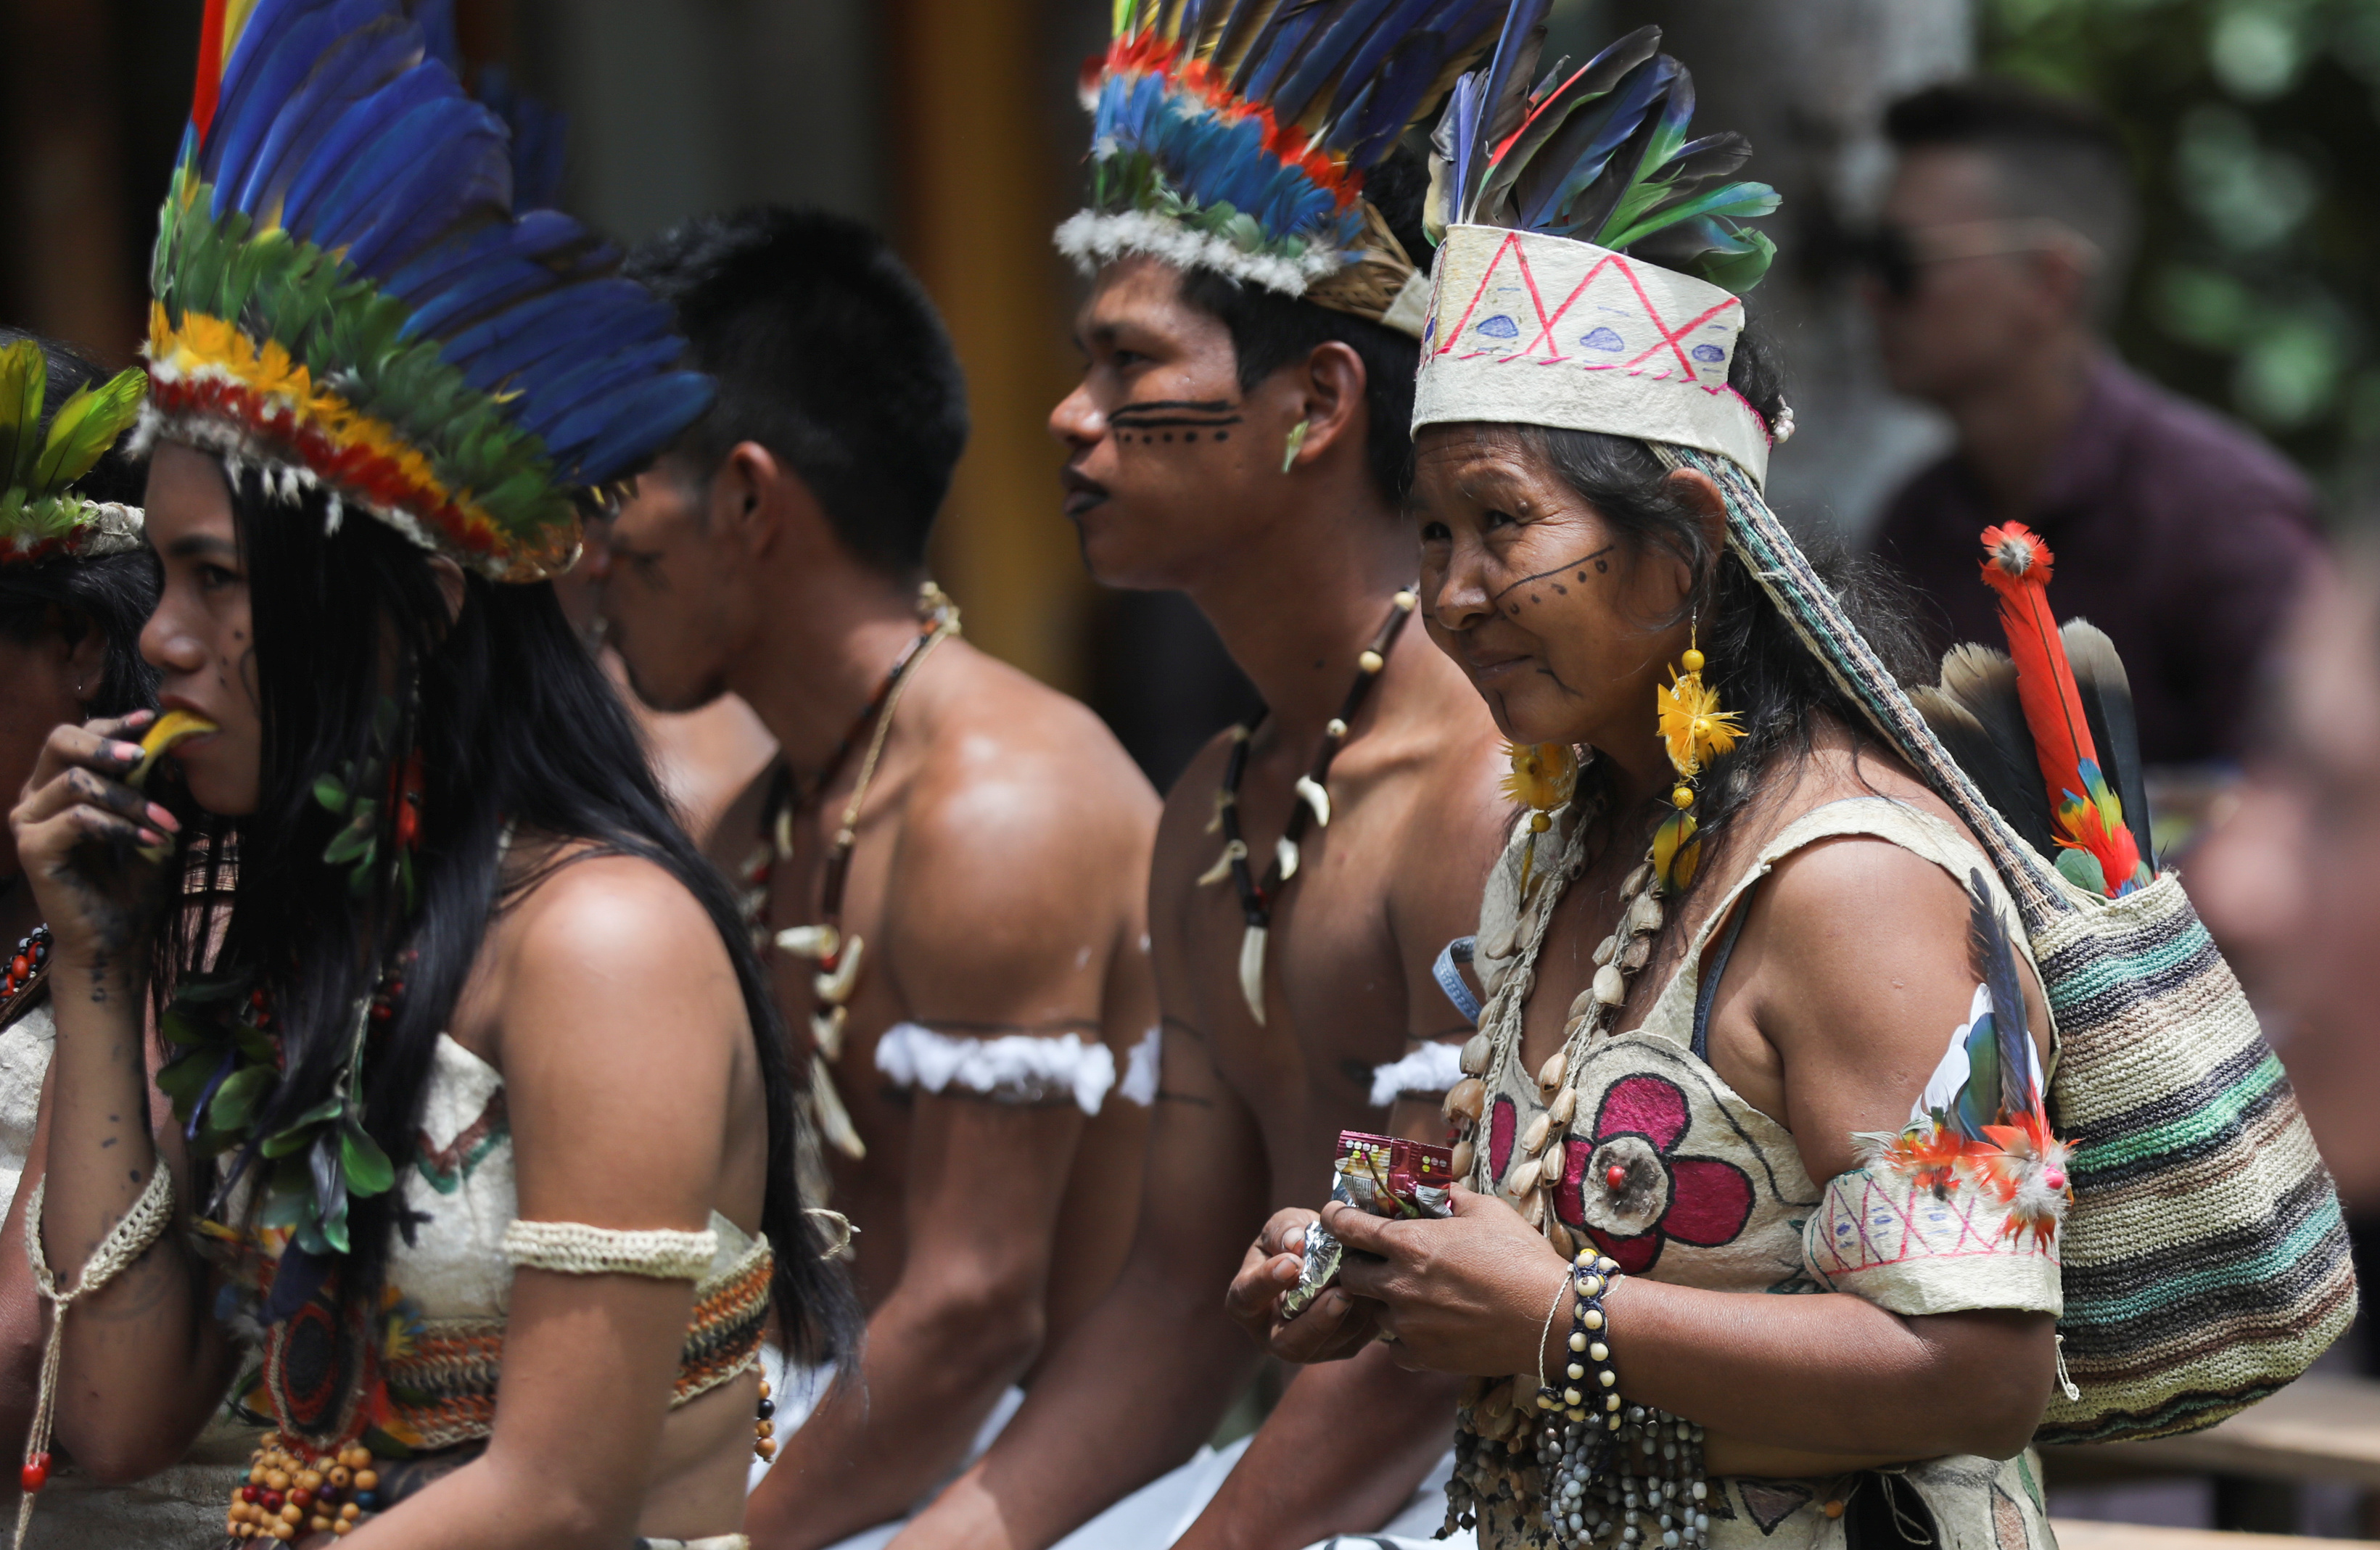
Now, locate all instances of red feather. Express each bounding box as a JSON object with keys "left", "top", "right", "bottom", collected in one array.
[
  {"left": 1977, "top": 522, "right": 2146, "bottom": 895},
  {"left": 192, "top": 0, "right": 229, "bottom": 143}
]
